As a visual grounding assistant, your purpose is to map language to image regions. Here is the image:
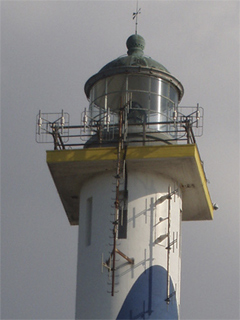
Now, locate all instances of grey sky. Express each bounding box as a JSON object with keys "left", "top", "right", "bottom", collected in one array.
[{"left": 1, "top": 1, "right": 239, "bottom": 319}]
